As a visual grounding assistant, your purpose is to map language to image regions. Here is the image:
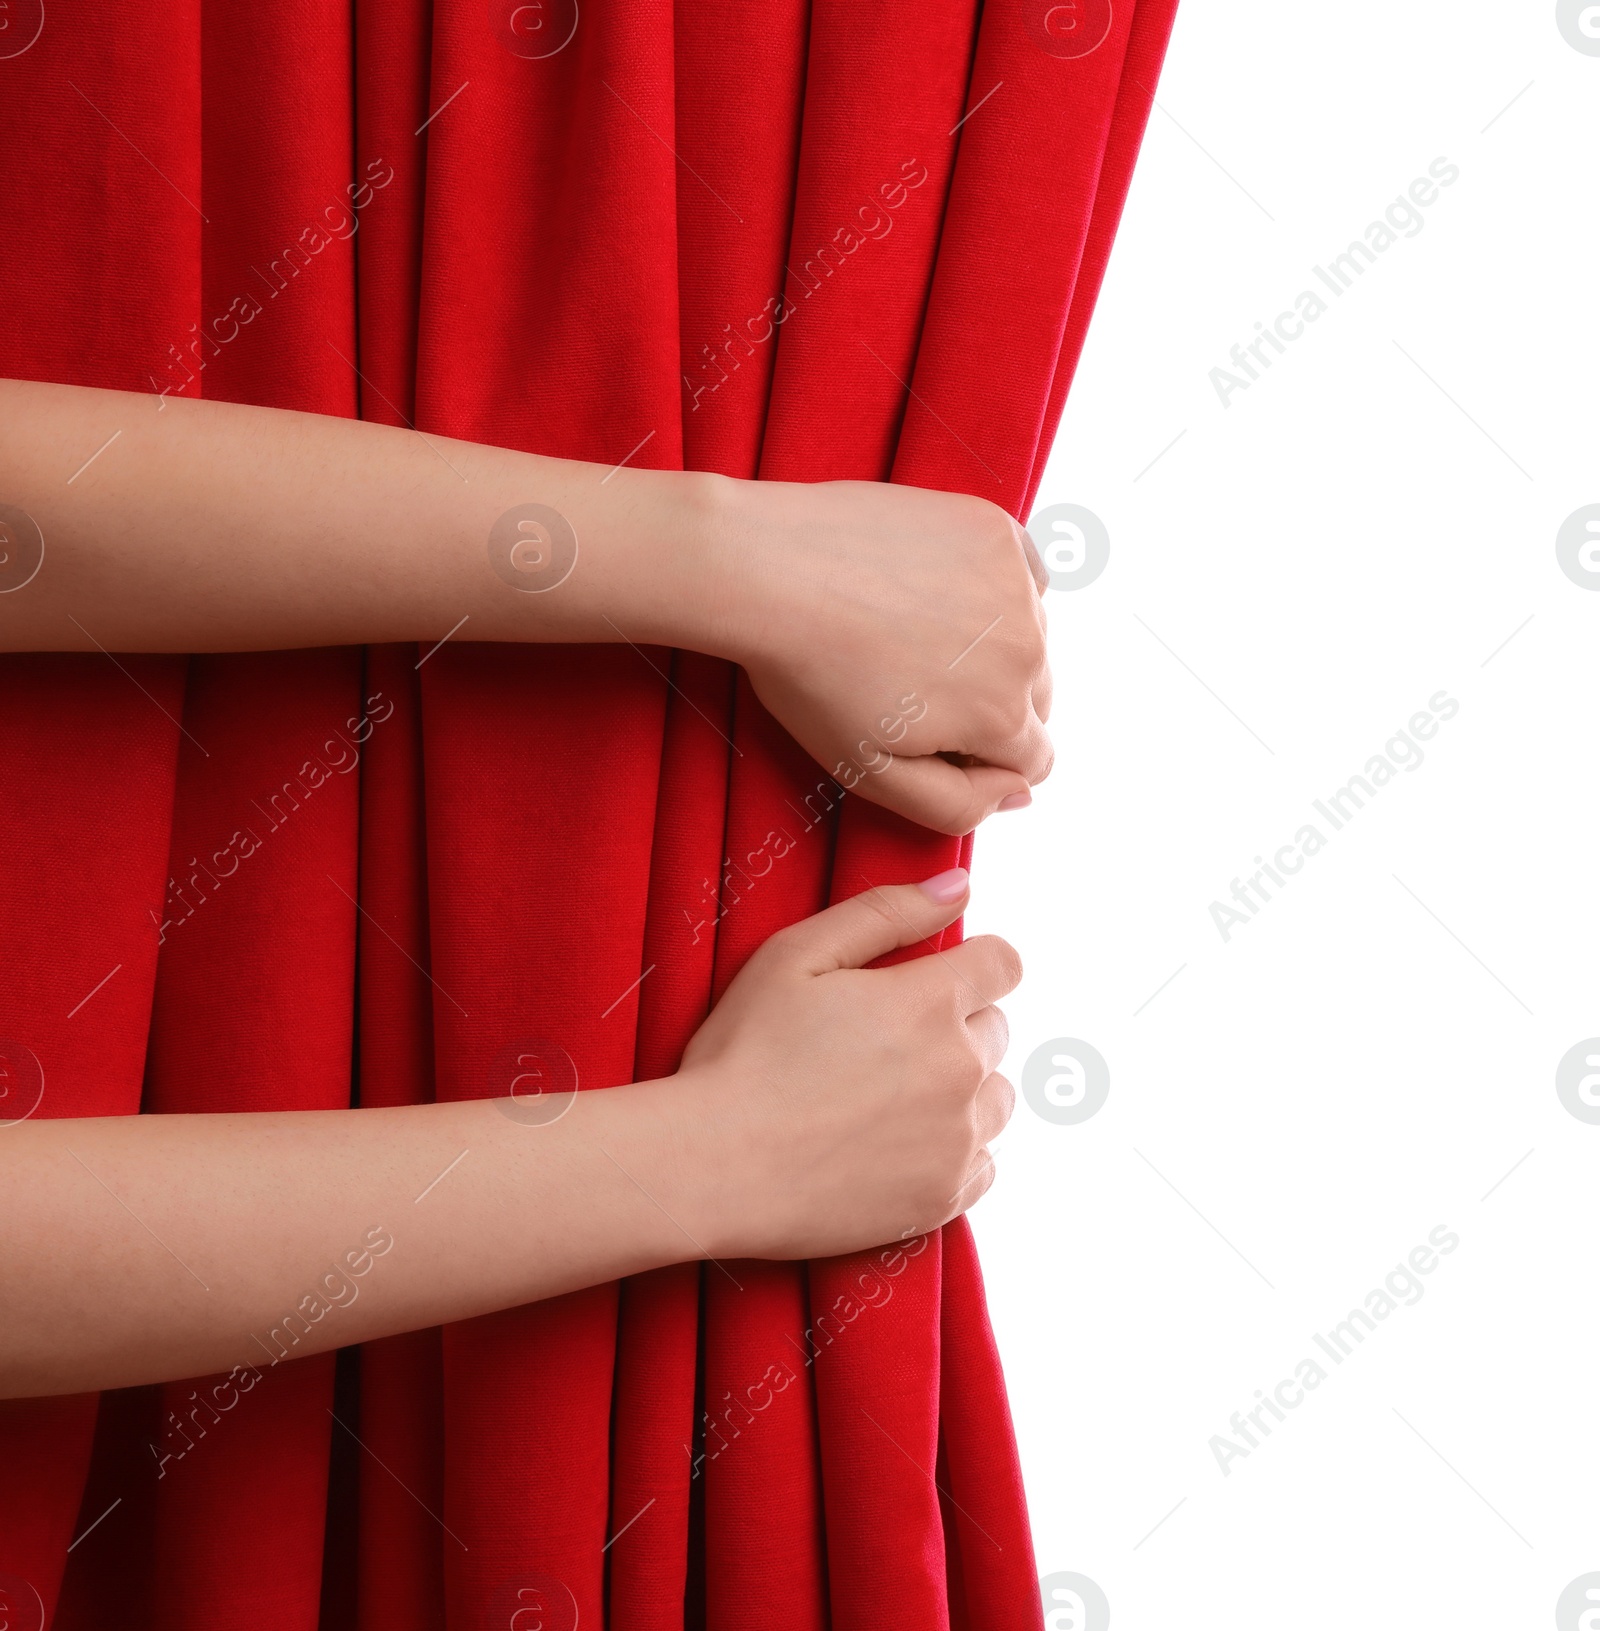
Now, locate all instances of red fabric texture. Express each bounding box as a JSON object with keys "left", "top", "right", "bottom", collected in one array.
[{"left": 0, "top": 1, "right": 1177, "bottom": 1625}]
